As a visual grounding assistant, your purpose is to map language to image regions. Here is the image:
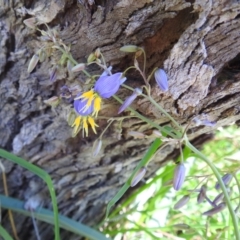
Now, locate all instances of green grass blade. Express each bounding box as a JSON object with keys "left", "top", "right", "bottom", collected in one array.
[
  {"left": 0, "top": 224, "right": 14, "bottom": 240},
  {"left": 0, "top": 149, "right": 60, "bottom": 240},
  {"left": 105, "top": 138, "right": 161, "bottom": 218},
  {"left": 0, "top": 195, "right": 110, "bottom": 240}
]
